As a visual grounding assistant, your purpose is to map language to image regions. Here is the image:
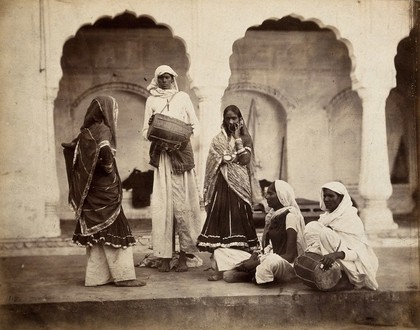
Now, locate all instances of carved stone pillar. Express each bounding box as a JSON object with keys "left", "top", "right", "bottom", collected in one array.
[{"left": 358, "top": 87, "right": 398, "bottom": 232}]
